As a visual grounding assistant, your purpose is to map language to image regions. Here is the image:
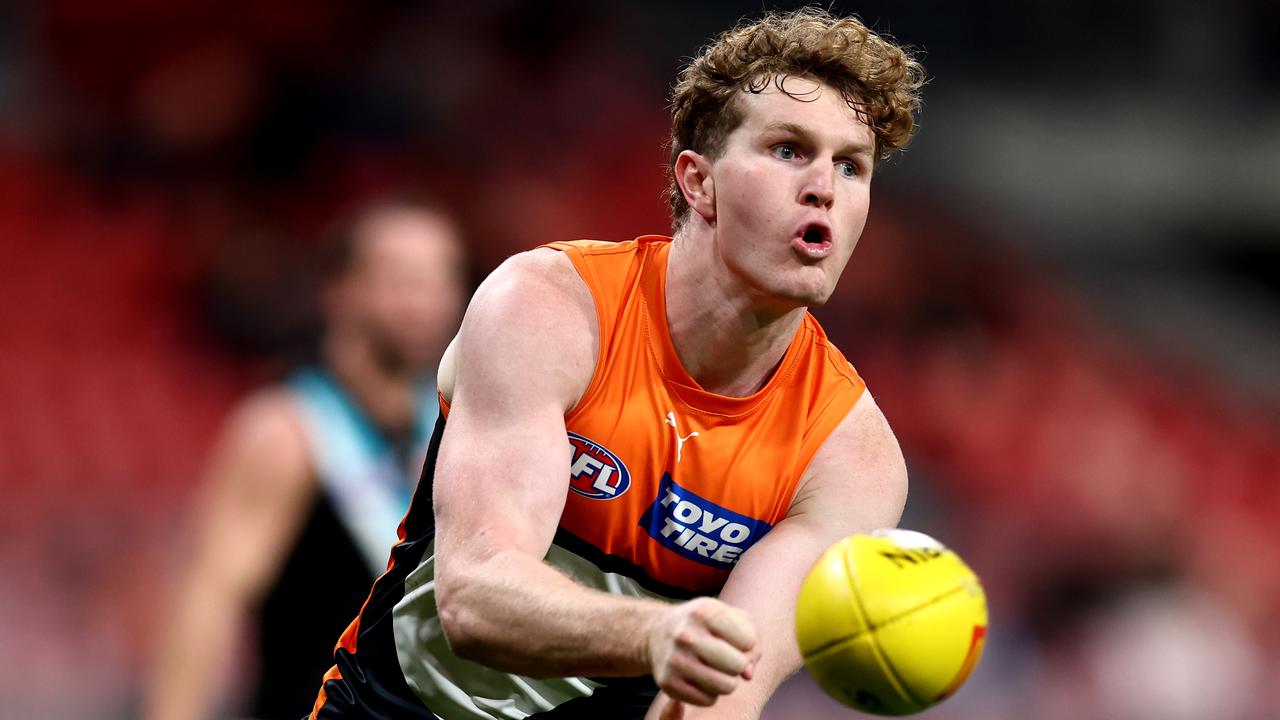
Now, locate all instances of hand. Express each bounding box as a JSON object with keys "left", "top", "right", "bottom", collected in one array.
[{"left": 646, "top": 597, "right": 759, "bottom": 707}]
